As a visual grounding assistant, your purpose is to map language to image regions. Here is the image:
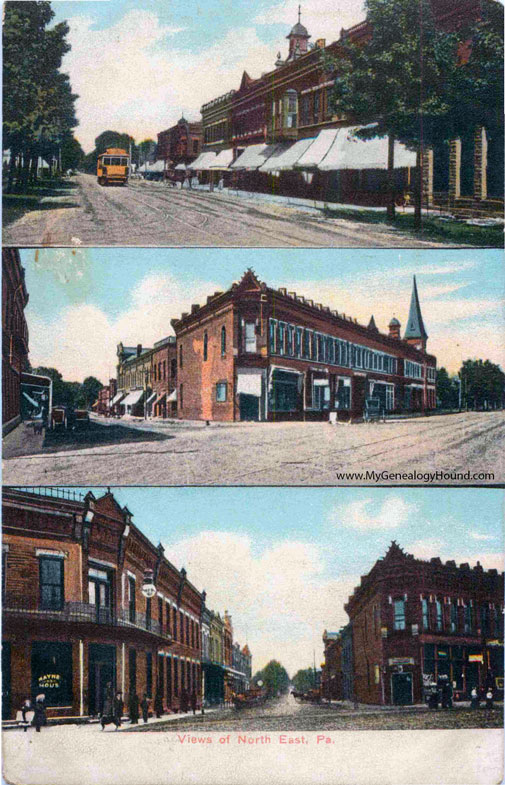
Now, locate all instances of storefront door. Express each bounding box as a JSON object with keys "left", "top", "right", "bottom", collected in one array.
[
  {"left": 391, "top": 672, "right": 413, "bottom": 705},
  {"left": 88, "top": 643, "right": 116, "bottom": 716},
  {"left": 2, "top": 642, "right": 11, "bottom": 719},
  {"left": 239, "top": 393, "right": 259, "bottom": 421}
]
